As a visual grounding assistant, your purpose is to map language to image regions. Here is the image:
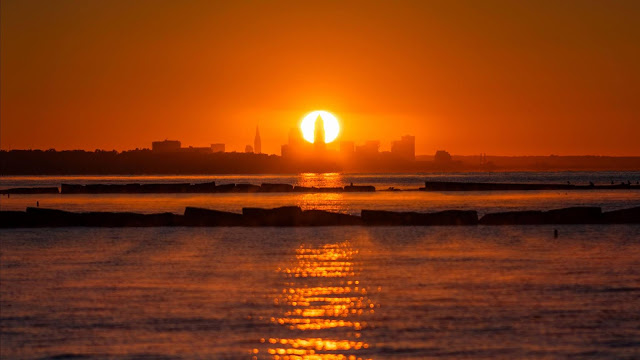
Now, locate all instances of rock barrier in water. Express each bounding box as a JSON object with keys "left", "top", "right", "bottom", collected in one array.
[
  {"left": 479, "top": 207, "right": 604, "bottom": 225},
  {"left": 344, "top": 185, "right": 376, "bottom": 192},
  {"left": 4, "top": 181, "right": 639, "bottom": 195},
  {"left": 478, "top": 210, "right": 546, "bottom": 225},
  {"left": 421, "top": 181, "right": 639, "bottom": 191},
  {"left": 242, "top": 206, "right": 303, "bottom": 226},
  {"left": 183, "top": 207, "right": 243, "bottom": 226},
  {"left": 2, "top": 206, "right": 638, "bottom": 228},
  {"left": 300, "top": 209, "right": 363, "bottom": 226},
  {"left": 361, "top": 210, "right": 478, "bottom": 225},
  {"left": 600, "top": 206, "right": 640, "bottom": 224},
  {"left": 1, "top": 182, "right": 376, "bottom": 194},
  {"left": 9, "top": 207, "right": 183, "bottom": 227},
  {"left": 259, "top": 183, "right": 294, "bottom": 193},
  {"left": 292, "top": 186, "right": 344, "bottom": 193},
  {"left": 0, "top": 187, "right": 59, "bottom": 194}
]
